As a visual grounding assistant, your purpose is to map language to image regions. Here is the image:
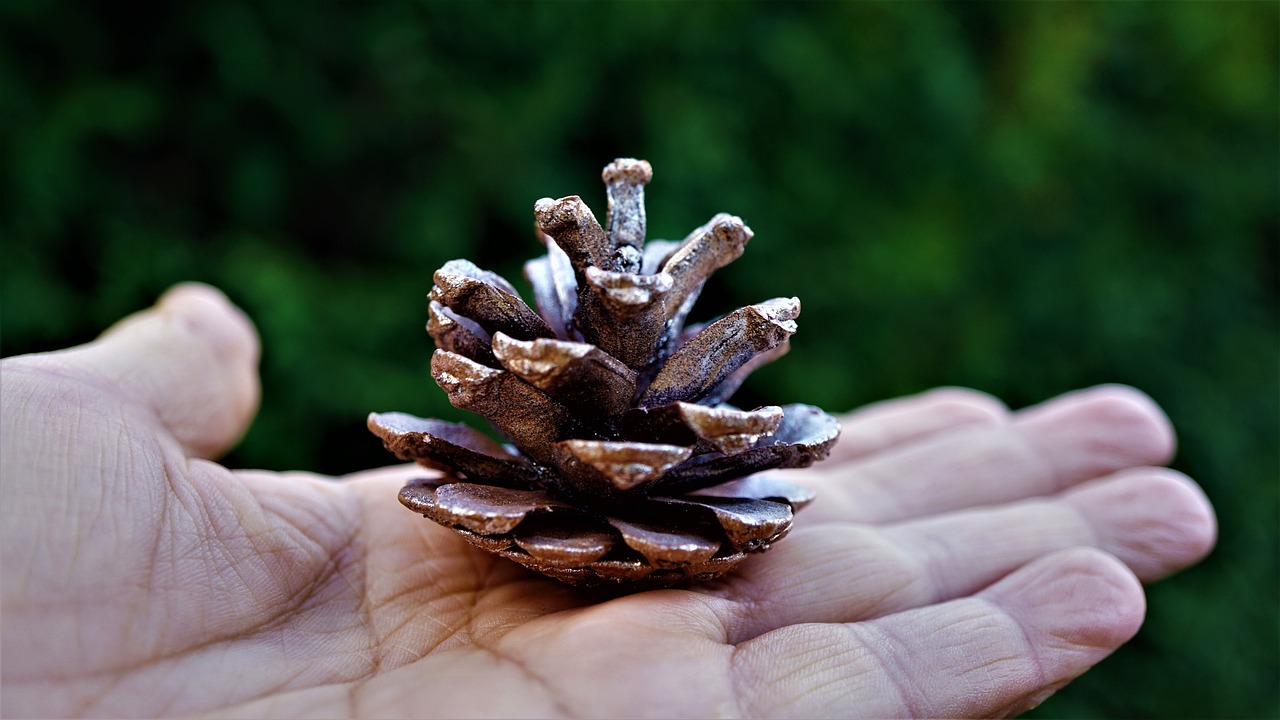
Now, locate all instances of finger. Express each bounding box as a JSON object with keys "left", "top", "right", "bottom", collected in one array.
[
  {"left": 45, "top": 283, "right": 259, "bottom": 458},
  {"left": 806, "top": 384, "right": 1176, "bottom": 524},
  {"left": 825, "top": 388, "right": 1009, "bottom": 463},
  {"left": 1060, "top": 467, "right": 1216, "bottom": 579},
  {"left": 703, "top": 467, "right": 1212, "bottom": 643},
  {"left": 731, "top": 548, "right": 1145, "bottom": 718}
]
